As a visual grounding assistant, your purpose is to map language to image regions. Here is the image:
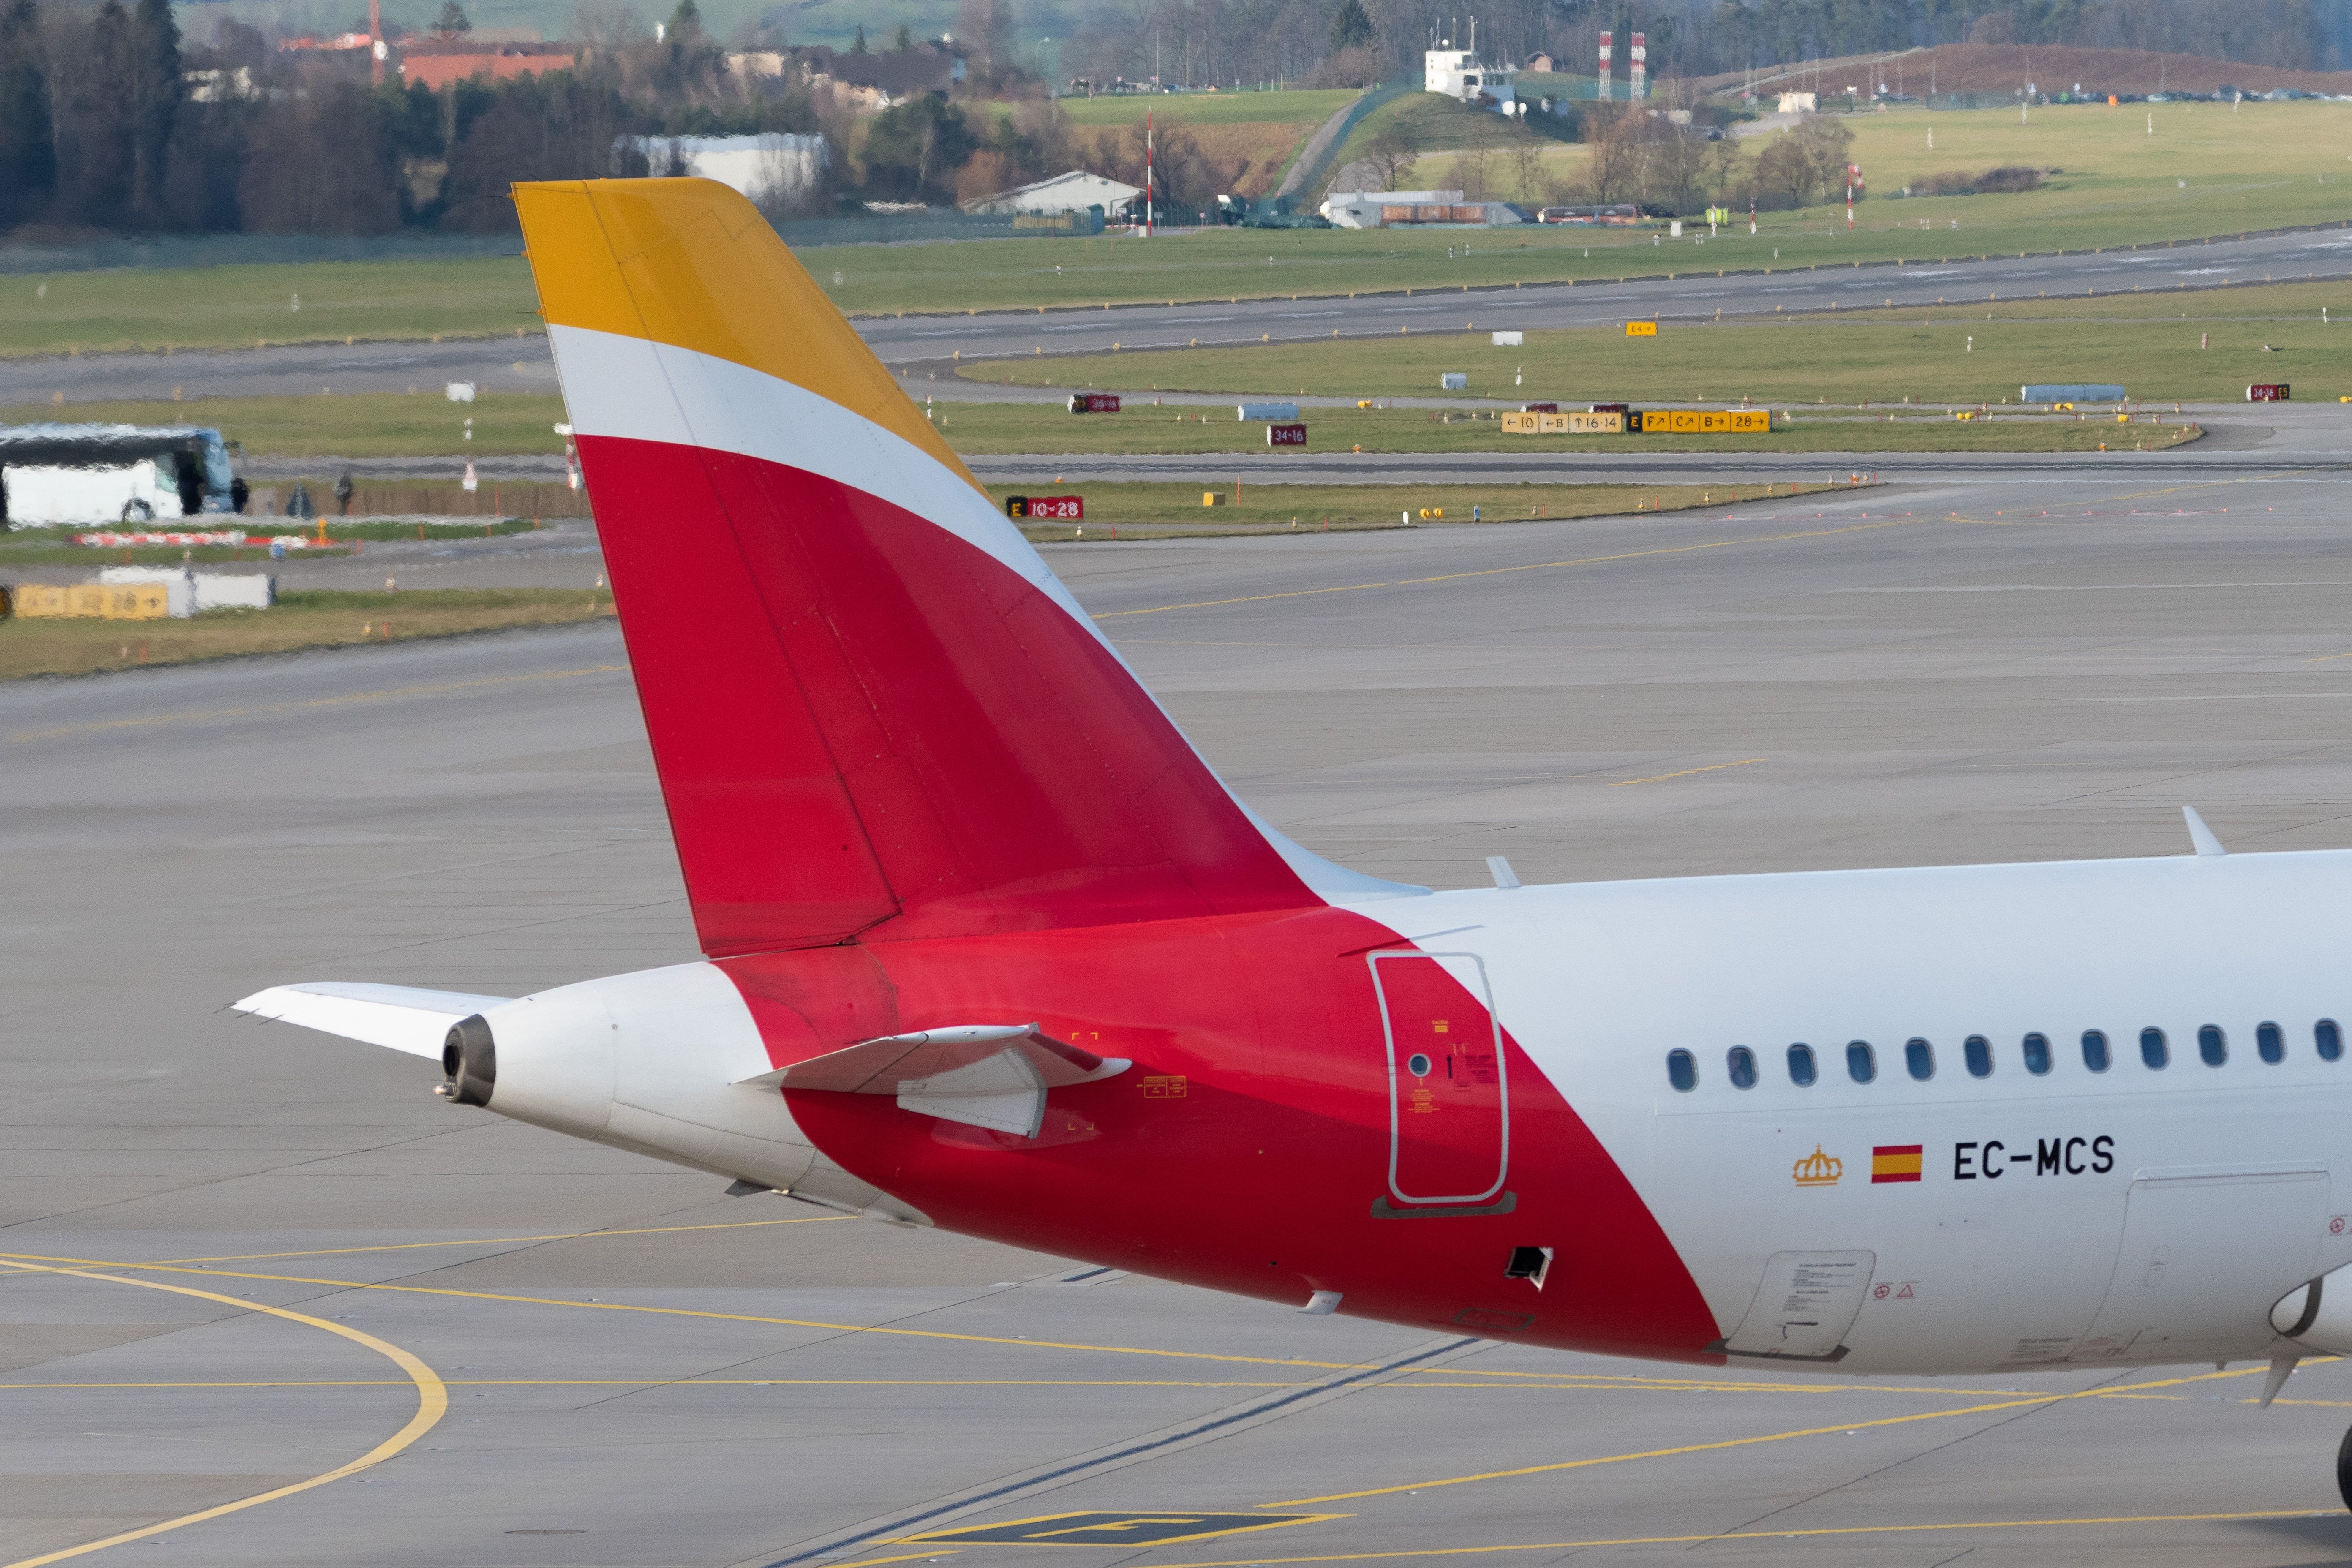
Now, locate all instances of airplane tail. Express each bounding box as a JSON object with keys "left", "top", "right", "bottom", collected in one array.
[{"left": 514, "top": 179, "right": 1407, "bottom": 958}]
